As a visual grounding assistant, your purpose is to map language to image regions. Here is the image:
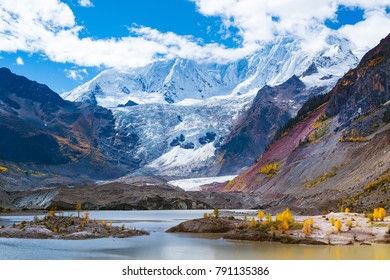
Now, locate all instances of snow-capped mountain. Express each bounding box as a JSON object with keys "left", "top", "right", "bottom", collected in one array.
[
  {"left": 62, "top": 34, "right": 360, "bottom": 177},
  {"left": 62, "top": 59, "right": 249, "bottom": 106}
]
